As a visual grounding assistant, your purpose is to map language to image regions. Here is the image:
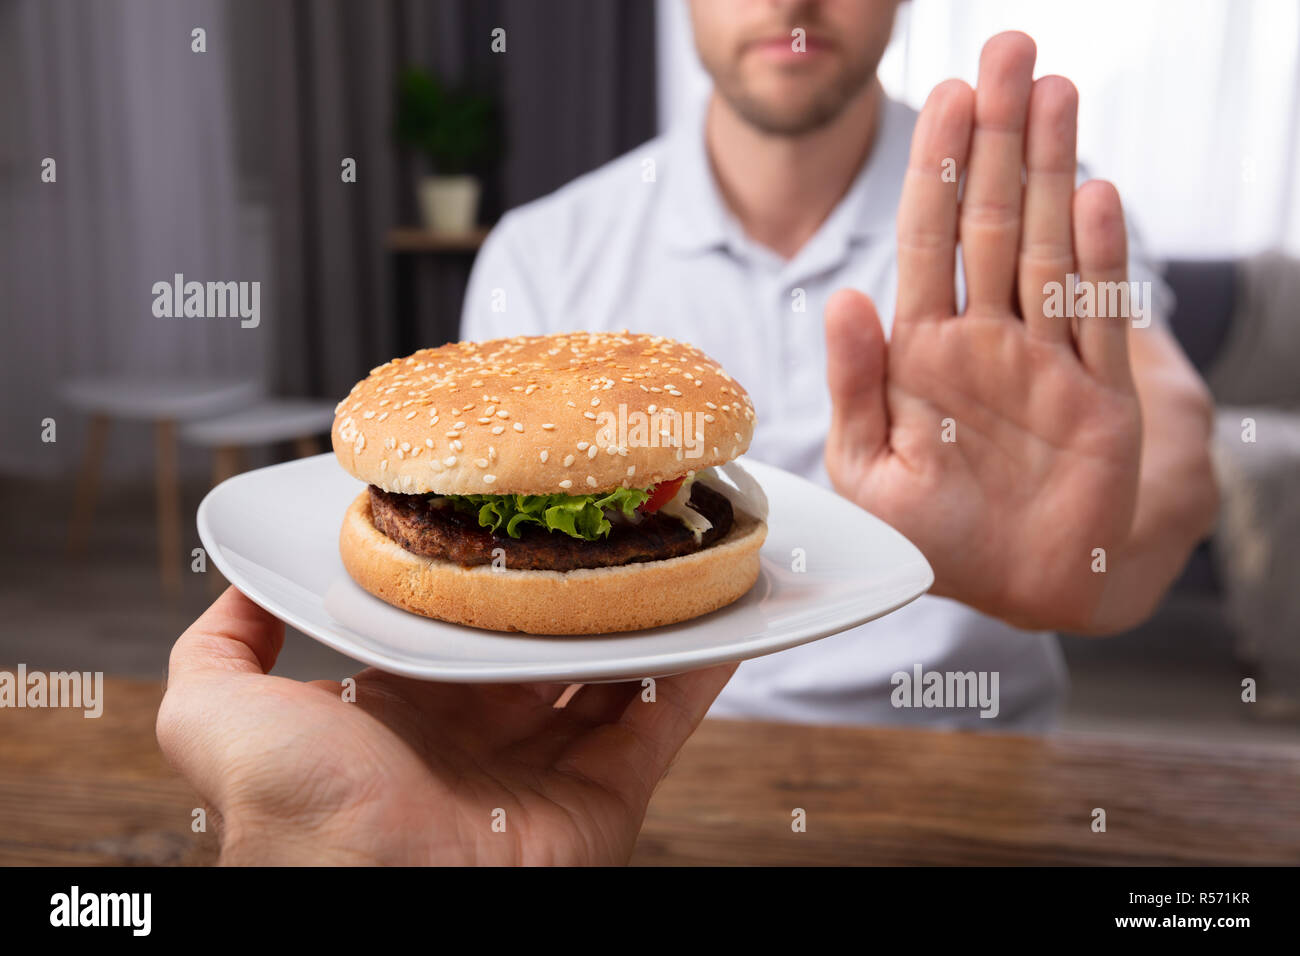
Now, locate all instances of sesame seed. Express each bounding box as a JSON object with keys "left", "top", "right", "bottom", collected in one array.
[
  {"left": 380, "top": 459, "right": 388, "bottom": 471},
  {"left": 586, "top": 476, "right": 598, "bottom": 487},
  {"left": 563, "top": 454, "right": 575, "bottom": 467},
  {"left": 559, "top": 479, "right": 573, "bottom": 489},
  {"left": 576, "top": 441, "right": 589, "bottom": 450},
  {"left": 542, "top": 423, "right": 556, "bottom": 430},
  {"left": 483, "top": 474, "right": 496, "bottom": 484},
  {"left": 627, "top": 465, "right": 636, "bottom": 476},
  {"left": 377, "top": 412, "right": 389, "bottom": 422},
  {"left": 588, "top": 445, "right": 598, "bottom": 459},
  {"left": 452, "top": 439, "right": 463, "bottom": 452},
  {"left": 425, "top": 438, "right": 434, "bottom": 448},
  {"left": 400, "top": 442, "right": 411, "bottom": 452},
  {"left": 590, "top": 398, "right": 600, "bottom": 406},
  {"left": 405, "top": 410, "right": 417, "bottom": 420},
  {"left": 583, "top": 411, "right": 597, "bottom": 420},
  {"left": 540, "top": 450, "right": 549, "bottom": 463},
  {"left": 475, "top": 458, "right": 488, "bottom": 468},
  {"left": 444, "top": 456, "right": 457, "bottom": 466},
  {"left": 354, "top": 433, "right": 365, "bottom": 452},
  {"left": 512, "top": 422, "right": 524, "bottom": 432},
  {"left": 491, "top": 425, "right": 505, "bottom": 435},
  {"left": 363, "top": 411, "right": 375, "bottom": 420}
]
